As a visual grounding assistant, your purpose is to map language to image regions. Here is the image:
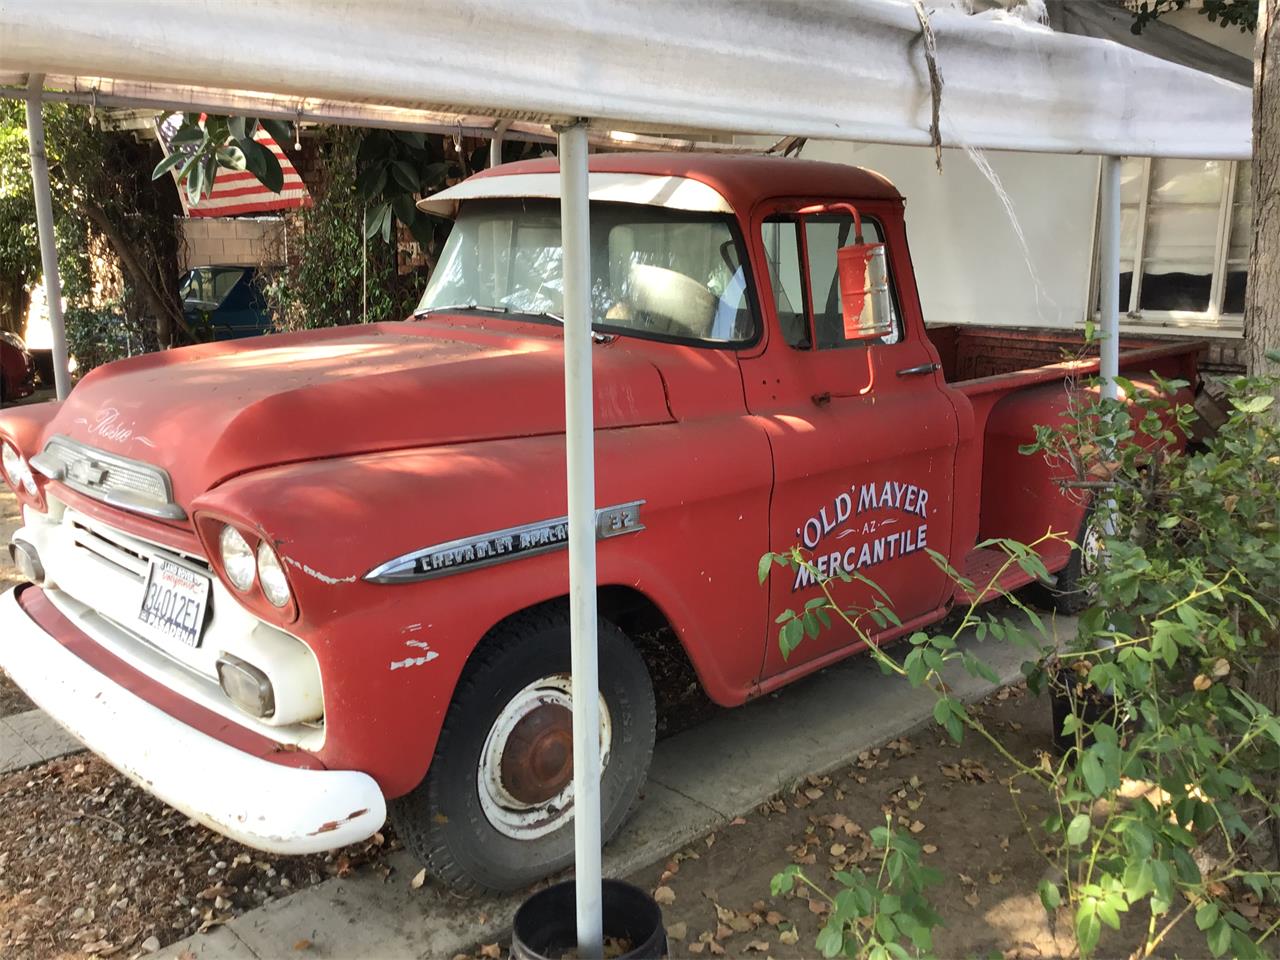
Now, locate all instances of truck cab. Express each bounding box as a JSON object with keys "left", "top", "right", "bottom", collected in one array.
[{"left": 0, "top": 153, "right": 1199, "bottom": 894}]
